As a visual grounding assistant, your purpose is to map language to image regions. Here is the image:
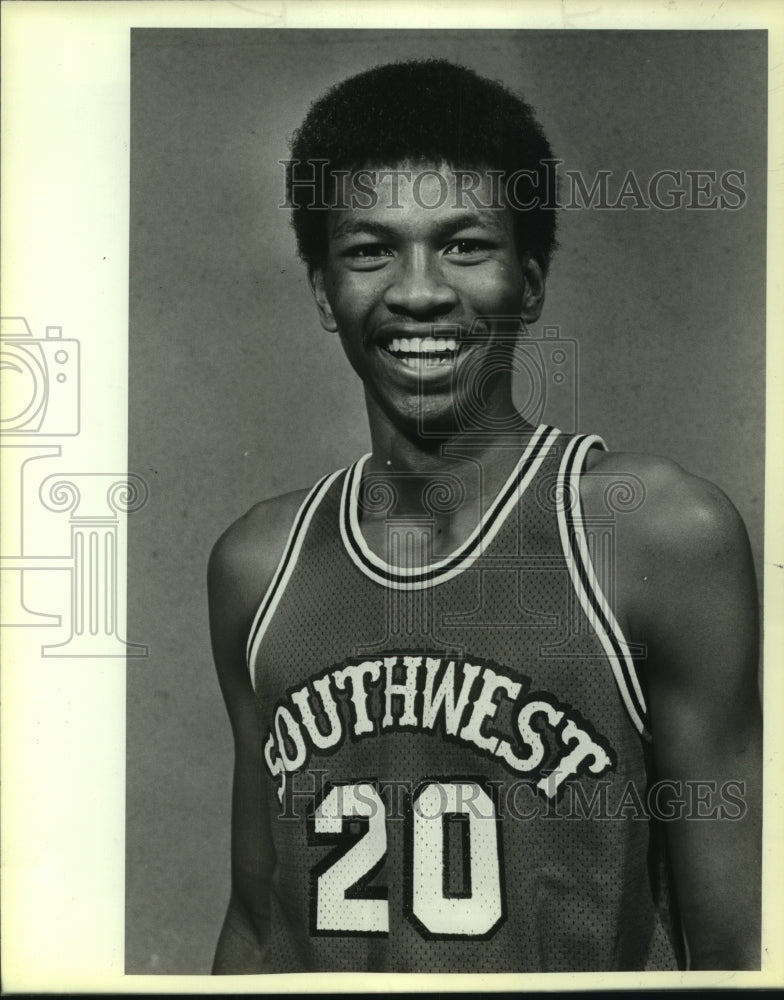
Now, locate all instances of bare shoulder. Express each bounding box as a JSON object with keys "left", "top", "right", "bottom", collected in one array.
[
  {"left": 582, "top": 448, "right": 750, "bottom": 557},
  {"left": 208, "top": 488, "right": 311, "bottom": 611},
  {"left": 580, "top": 448, "right": 756, "bottom": 645},
  {"left": 207, "top": 488, "right": 311, "bottom": 689}
]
